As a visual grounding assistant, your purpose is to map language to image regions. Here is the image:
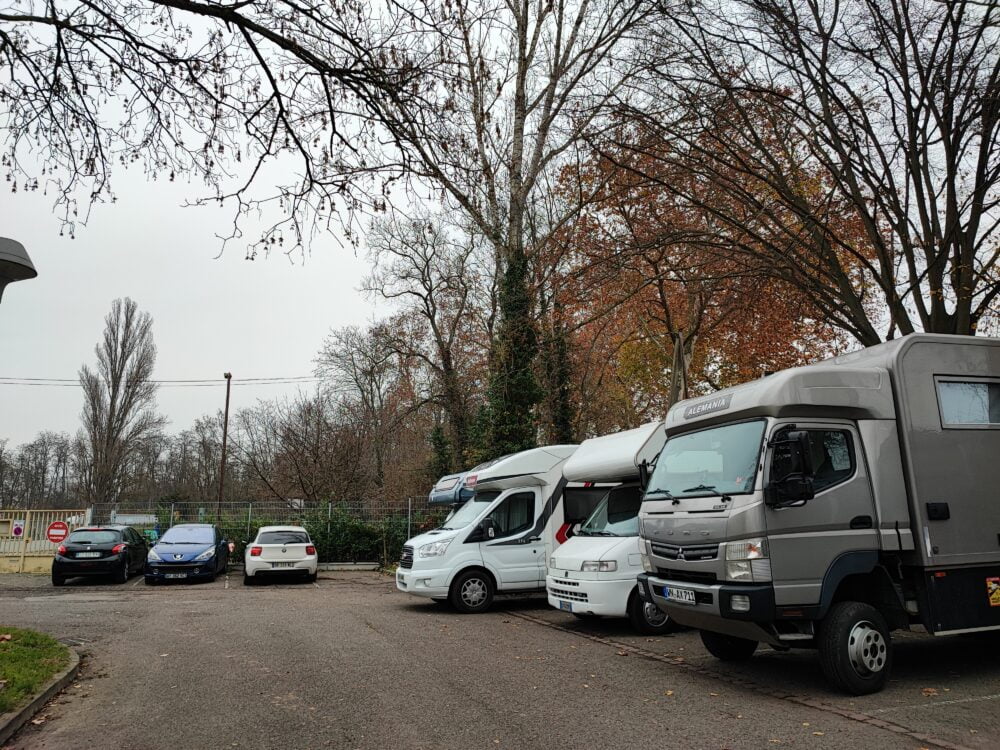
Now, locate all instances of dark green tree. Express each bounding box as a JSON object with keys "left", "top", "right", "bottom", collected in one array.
[{"left": 427, "top": 424, "right": 454, "bottom": 480}]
